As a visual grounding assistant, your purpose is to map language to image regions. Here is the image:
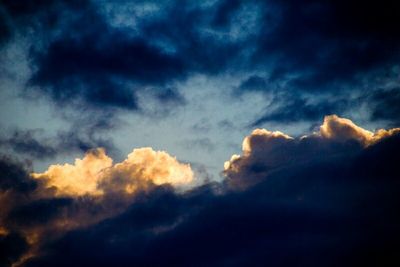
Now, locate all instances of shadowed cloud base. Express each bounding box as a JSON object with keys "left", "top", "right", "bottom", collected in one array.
[{"left": 0, "top": 115, "right": 399, "bottom": 267}]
